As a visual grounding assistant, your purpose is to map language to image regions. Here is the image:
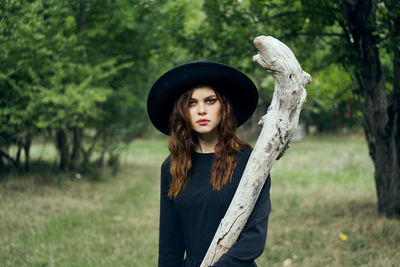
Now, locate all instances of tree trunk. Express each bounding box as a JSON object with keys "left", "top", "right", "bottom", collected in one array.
[
  {"left": 341, "top": 0, "right": 400, "bottom": 217},
  {"left": 392, "top": 6, "right": 400, "bottom": 215},
  {"left": 0, "top": 156, "right": 4, "bottom": 170},
  {"left": 56, "top": 127, "right": 69, "bottom": 171},
  {"left": 71, "top": 127, "right": 82, "bottom": 170},
  {"left": 23, "top": 134, "right": 31, "bottom": 172},
  {"left": 201, "top": 36, "right": 311, "bottom": 266},
  {"left": 15, "top": 139, "right": 22, "bottom": 168},
  {"left": 98, "top": 149, "right": 106, "bottom": 167},
  {"left": 0, "top": 150, "right": 17, "bottom": 167}
]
